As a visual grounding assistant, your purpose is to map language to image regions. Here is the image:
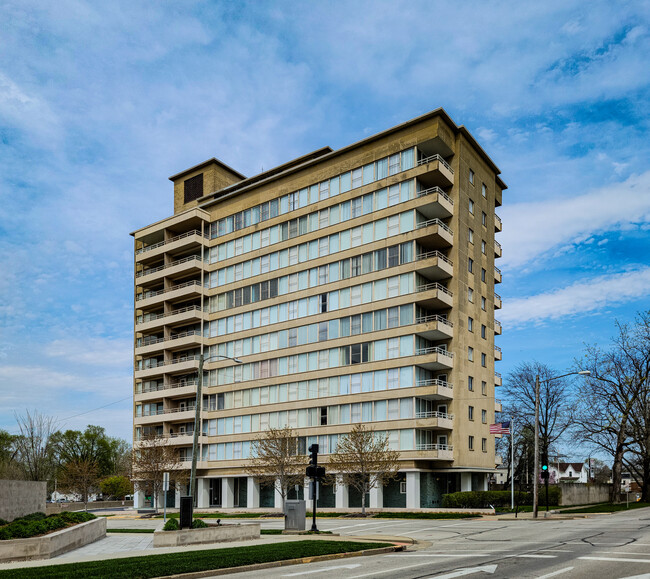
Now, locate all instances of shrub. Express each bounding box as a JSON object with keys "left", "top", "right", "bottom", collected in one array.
[
  {"left": 163, "top": 518, "right": 179, "bottom": 531},
  {"left": 0, "top": 519, "right": 7, "bottom": 527},
  {"left": 15, "top": 512, "right": 47, "bottom": 523},
  {"left": 0, "top": 511, "right": 96, "bottom": 540},
  {"left": 441, "top": 488, "right": 561, "bottom": 509},
  {"left": 191, "top": 519, "right": 208, "bottom": 529}
]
